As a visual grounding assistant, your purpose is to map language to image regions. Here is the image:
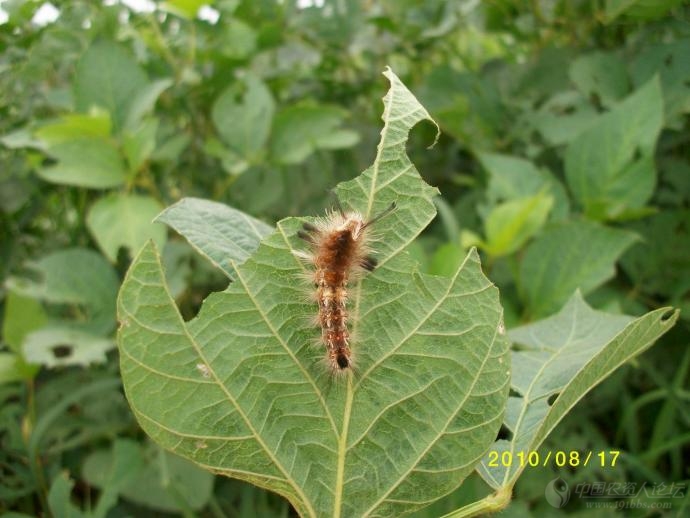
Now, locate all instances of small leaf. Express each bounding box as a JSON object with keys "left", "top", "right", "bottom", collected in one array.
[
  {"left": 6, "top": 248, "right": 119, "bottom": 336},
  {"left": 118, "top": 68, "right": 510, "bottom": 517},
  {"left": 38, "top": 137, "right": 127, "bottom": 189},
  {"left": 270, "top": 104, "right": 358, "bottom": 164},
  {"left": 428, "top": 242, "right": 464, "bottom": 277},
  {"left": 619, "top": 209, "right": 690, "bottom": 299},
  {"left": 477, "top": 292, "right": 678, "bottom": 489},
  {"left": 219, "top": 18, "right": 258, "bottom": 59},
  {"left": 211, "top": 74, "right": 275, "bottom": 159},
  {"left": 48, "top": 472, "right": 86, "bottom": 518},
  {"left": 0, "top": 353, "right": 39, "bottom": 384},
  {"left": 34, "top": 111, "right": 112, "bottom": 143},
  {"left": 3, "top": 290, "right": 47, "bottom": 354},
  {"left": 528, "top": 90, "right": 598, "bottom": 146},
  {"left": 564, "top": 76, "right": 663, "bottom": 220},
  {"left": 160, "top": 0, "right": 206, "bottom": 18},
  {"left": 83, "top": 439, "right": 214, "bottom": 512},
  {"left": 630, "top": 40, "right": 690, "bottom": 126},
  {"left": 123, "top": 118, "right": 159, "bottom": 173},
  {"left": 482, "top": 191, "right": 554, "bottom": 257},
  {"left": 87, "top": 439, "right": 142, "bottom": 518},
  {"left": 87, "top": 193, "right": 167, "bottom": 262},
  {"left": 155, "top": 197, "right": 273, "bottom": 278},
  {"left": 23, "top": 327, "right": 114, "bottom": 368},
  {"left": 74, "top": 40, "right": 149, "bottom": 131},
  {"left": 569, "top": 51, "right": 629, "bottom": 107},
  {"left": 479, "top": 152, "right": 569, "bottom": 221},
  {"left": 519, "top": 220, "right": 638, "bottom": 318},
  {"left": 124, "top": 78, "right": 173, "bottom": 131}
]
